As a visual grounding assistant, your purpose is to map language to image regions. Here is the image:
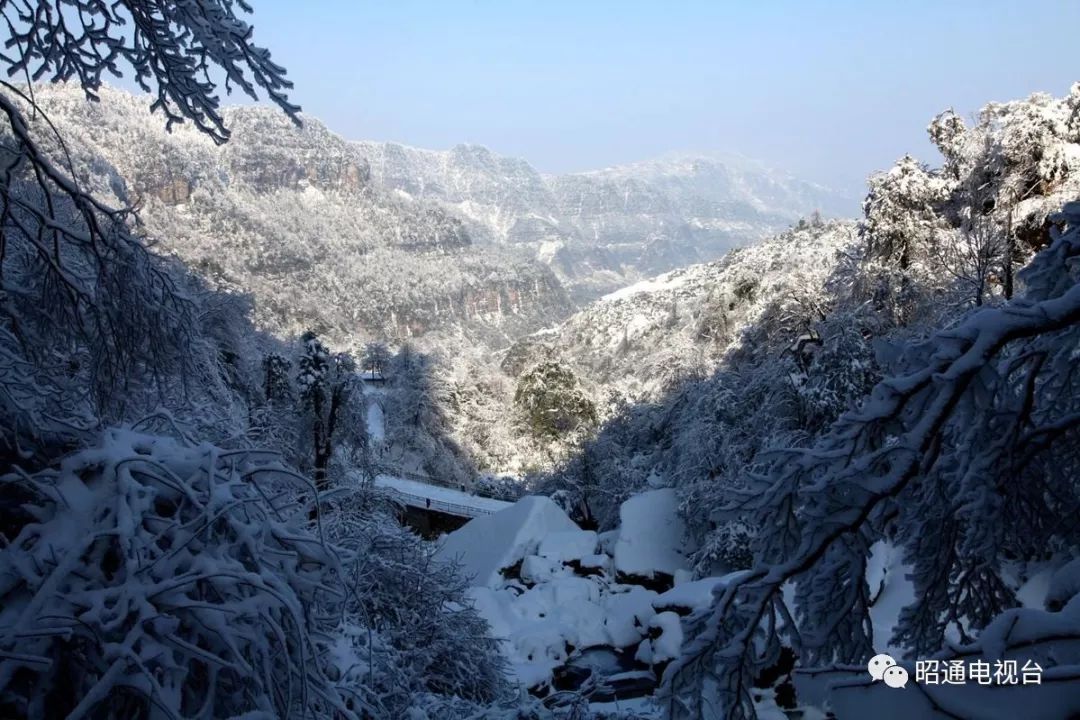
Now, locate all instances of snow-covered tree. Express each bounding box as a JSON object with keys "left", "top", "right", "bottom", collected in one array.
[
  {"left": 664, "top": 201, "right": 1080, "bottom": 719},
  {"left": 3, "top": 0, "right": 297, "bottom": 143},
  {"left": 384, "top": 345, "right": 473, "bottom": 485},
  {"left": 362, "top": 340, "right": 392, "bottom": 377},
  {"left": 0, "top": 0, "right": 298, "bottom": 458},
  {"left": 860, "top": 155, "right": 951, "bottom": 324},
  {"left": 0, "top": 430, "right": 357, "bottom": 719},
  {"left": 514, "top": 362, "right": 597, "bottom": 442},
  {"left": 263, "top": 351, "right": 293, "bottom": 402},
  {"left": 295, "top": 331, "right": 362, "bottom": 496}
]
